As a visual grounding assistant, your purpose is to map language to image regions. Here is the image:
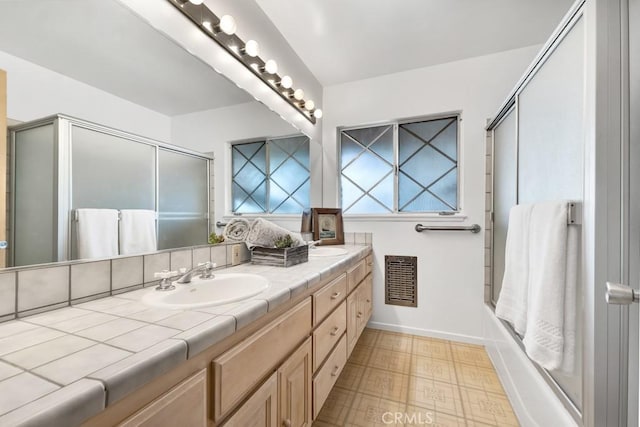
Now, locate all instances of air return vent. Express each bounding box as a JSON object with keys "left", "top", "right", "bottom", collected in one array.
[{"left": 385, "top": 255, "right": 418, "bottom": 307}]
